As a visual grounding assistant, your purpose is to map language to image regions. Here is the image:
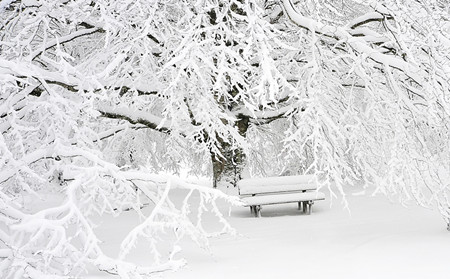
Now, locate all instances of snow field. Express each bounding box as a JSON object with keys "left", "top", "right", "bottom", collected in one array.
[{"left": 88, "top": 186, "right": 450, "bottom": 279}]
